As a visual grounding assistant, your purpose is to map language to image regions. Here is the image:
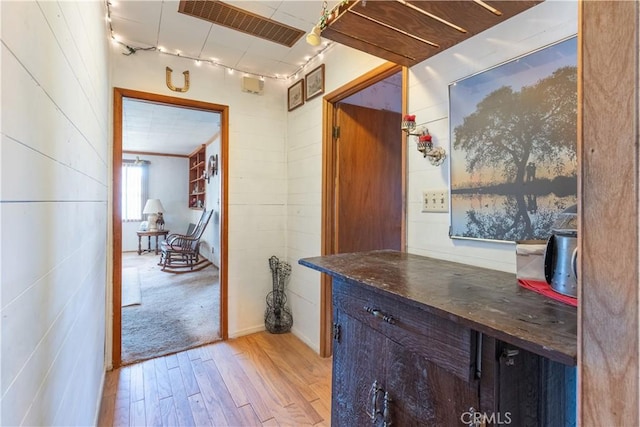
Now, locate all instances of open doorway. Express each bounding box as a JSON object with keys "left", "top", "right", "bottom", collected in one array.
[
  {"left": 319, "top": 63, "right": 406, "bottom": 356},
  {"left": 112, "top": 88, "right": 229, "bottom": 368}
]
